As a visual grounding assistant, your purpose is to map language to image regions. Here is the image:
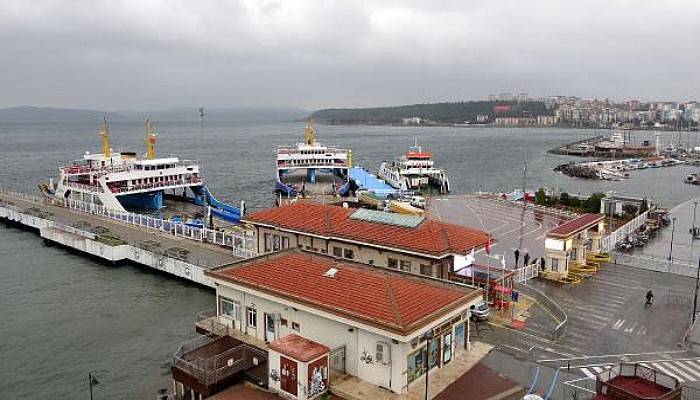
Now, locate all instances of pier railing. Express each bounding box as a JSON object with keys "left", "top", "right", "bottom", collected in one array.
[{"left": 64, "top": 198, "right": 257, "bottom": 258}]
